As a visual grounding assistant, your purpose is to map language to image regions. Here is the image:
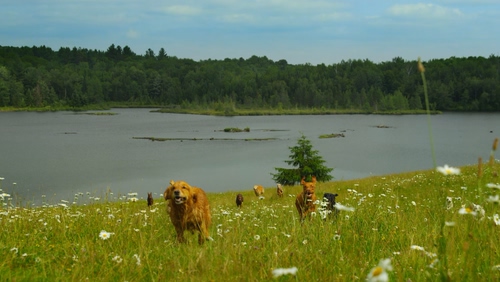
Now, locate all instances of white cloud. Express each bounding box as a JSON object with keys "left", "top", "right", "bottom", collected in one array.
[
  {"left": 126, "top": 29, "right": 139, "bottom": 39},
  {"left": 388, "top": 3, "right": 463, "bottom": 19},
  {"left": 220, "top": 13, "right": 256, "bottom": 23},
  {"left": 163, "top": 5, "right": 202, "bottom": 16},
  {"left": 315, "top": 12, "right": 353, "bottom": 21}
]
